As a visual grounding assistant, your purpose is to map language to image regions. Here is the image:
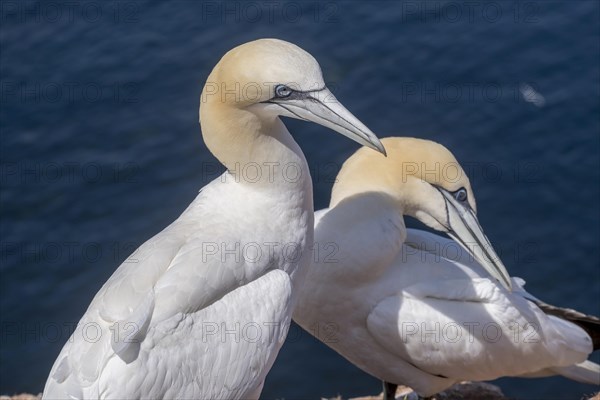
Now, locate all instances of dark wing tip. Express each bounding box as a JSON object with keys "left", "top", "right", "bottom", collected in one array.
[{"left": 532, "top": 299, "right": 600, "bottom": 351}]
